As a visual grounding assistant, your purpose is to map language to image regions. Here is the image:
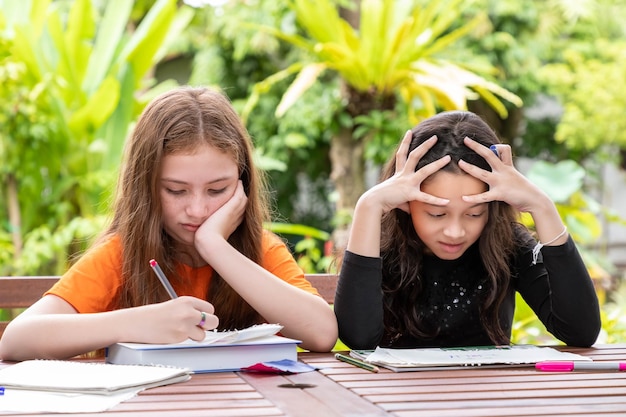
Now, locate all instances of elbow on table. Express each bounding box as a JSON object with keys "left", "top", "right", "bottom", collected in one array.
[
  {"left": 337, "top": 325, "right": 381, "bottom": 351},
  {"left": 563, "top": 332, "right": 599, "bottom": 348},
  {"left": 0, "top": 327, "right": 26, "bottom": 362},
  {"left": 300, "top": 326, "right": 338, "bottom": 353},
  {"left": 557, "top": 317, "right": 601, "bottom": 348}
]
